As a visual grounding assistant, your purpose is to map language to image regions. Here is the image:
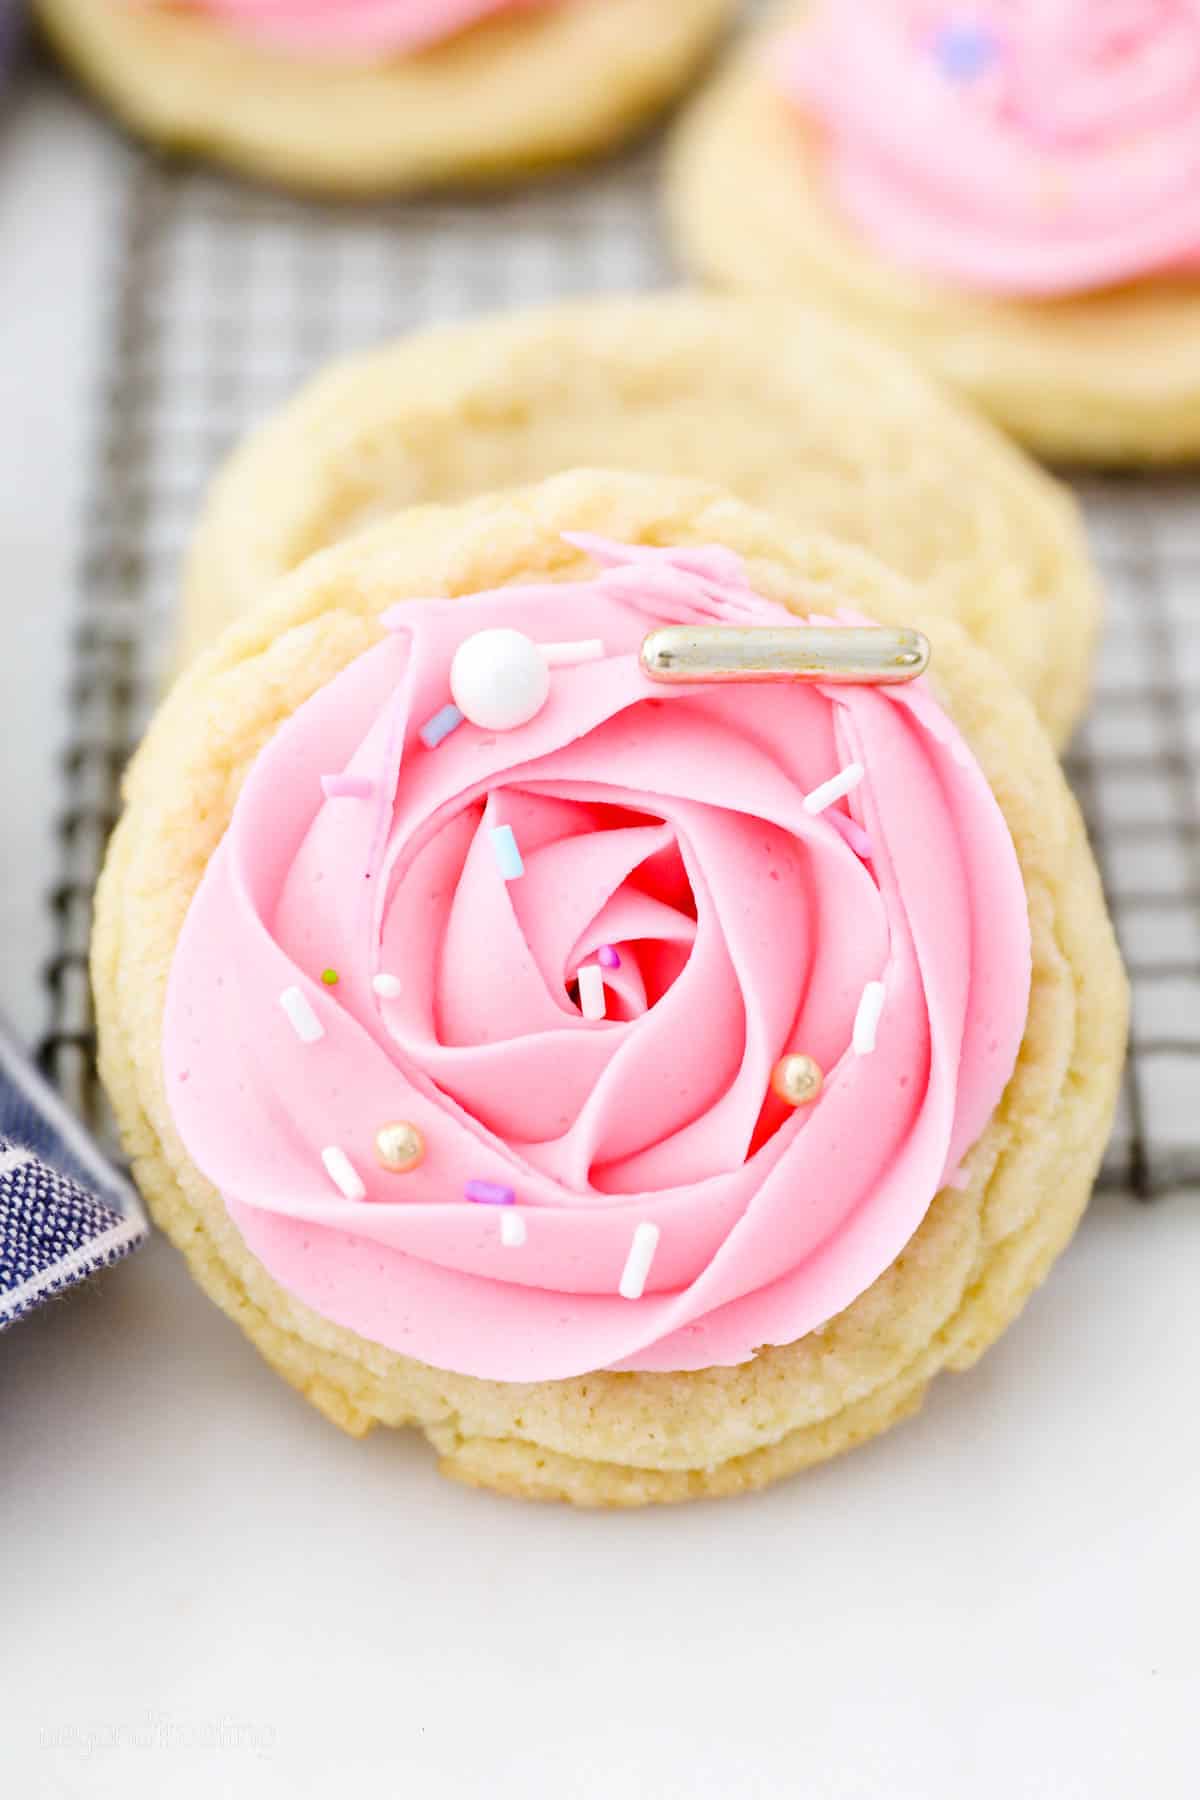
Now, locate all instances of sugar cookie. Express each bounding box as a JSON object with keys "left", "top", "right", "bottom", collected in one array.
[
  {"left": 183, "top": 294, "right": 1100, "bottom": 745},
  {"left": 94, "top": 470, "right": 1127, "bottom": 1505},
  {"left": 37, "top": 0, "right": 734, "bottom": 192},
  {"left": 667, "top": 2, "right": 1200, "bottom": 463}
]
